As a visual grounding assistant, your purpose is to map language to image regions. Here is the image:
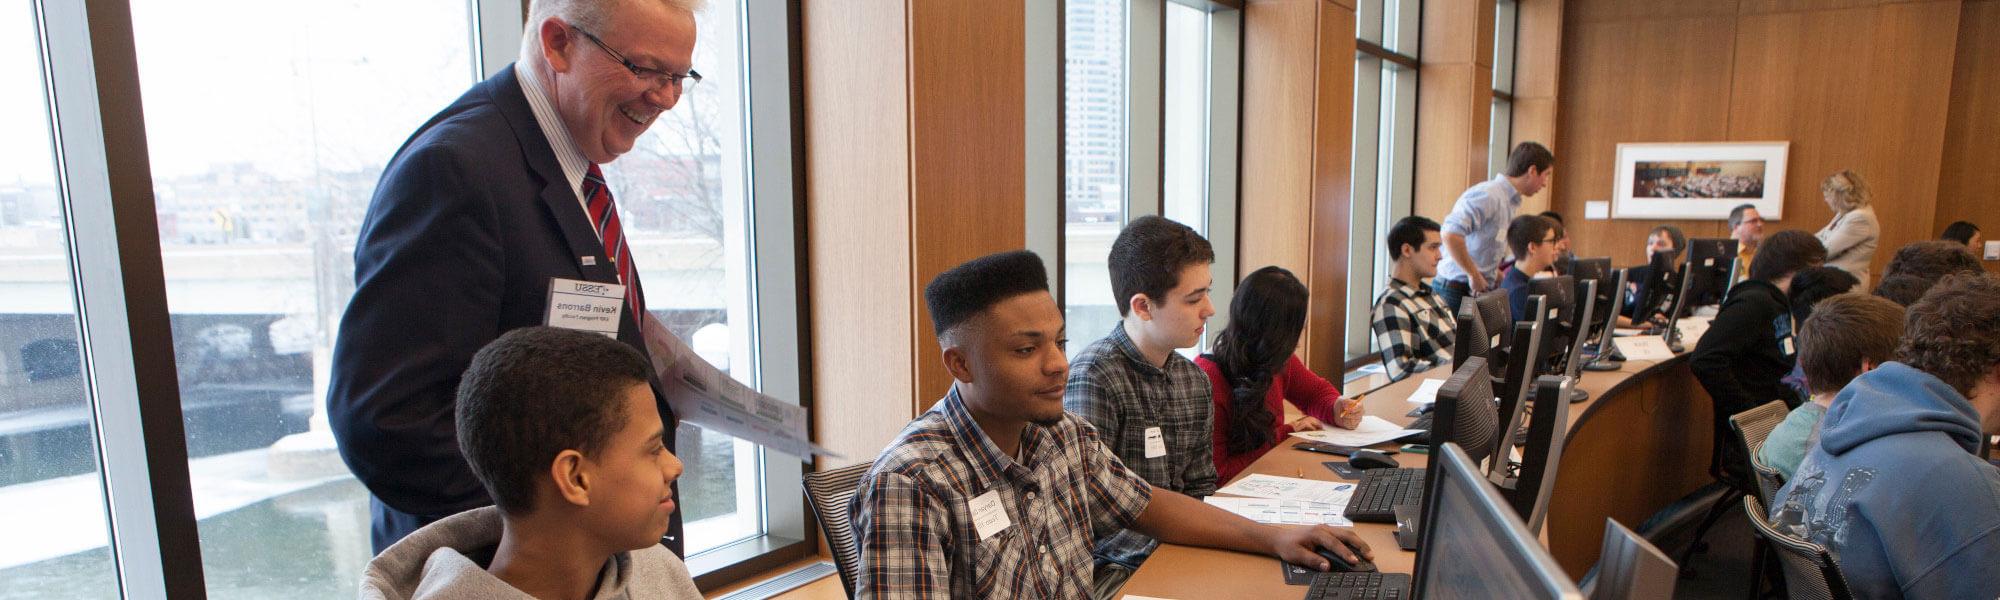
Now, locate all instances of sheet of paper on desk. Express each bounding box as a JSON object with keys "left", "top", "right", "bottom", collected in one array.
[
  {"left": 1291, "top": 415, "right": 1425, "bottom": 447},
  {"left": 1675, "top": 316, "right": 1711, "bottom": 346},
  {"left": 642, "top": 312, "right": 840, "bottom": 459},
  {"left": 1405, "top": 377, "right": 1448, "bottom": 405},
  {"left": 1204, "top": 496, "right": 1354, "bottom": 527},
  {"left": 1614, "top": 335, "right": 1676, "bottom": 361},
  {"left": 1215, "top": 474, "right": 1358, "bottom": 505}
]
